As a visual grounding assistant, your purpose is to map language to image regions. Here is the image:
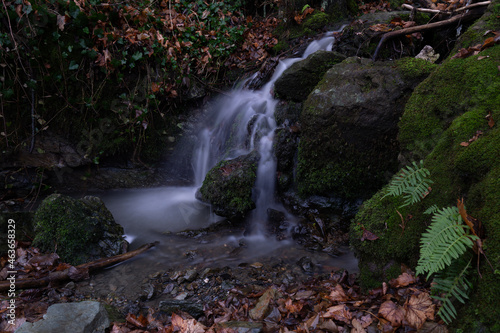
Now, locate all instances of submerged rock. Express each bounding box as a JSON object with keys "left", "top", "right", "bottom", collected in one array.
[
  {"left": 198, "top": 151, "right": 259, "bottom": 220},
  {"left": 16, "top": 301, "right": 110, "bottom": 333},
  {"left": 32, "top": 194, "right": 127, "bottom": 265}
]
